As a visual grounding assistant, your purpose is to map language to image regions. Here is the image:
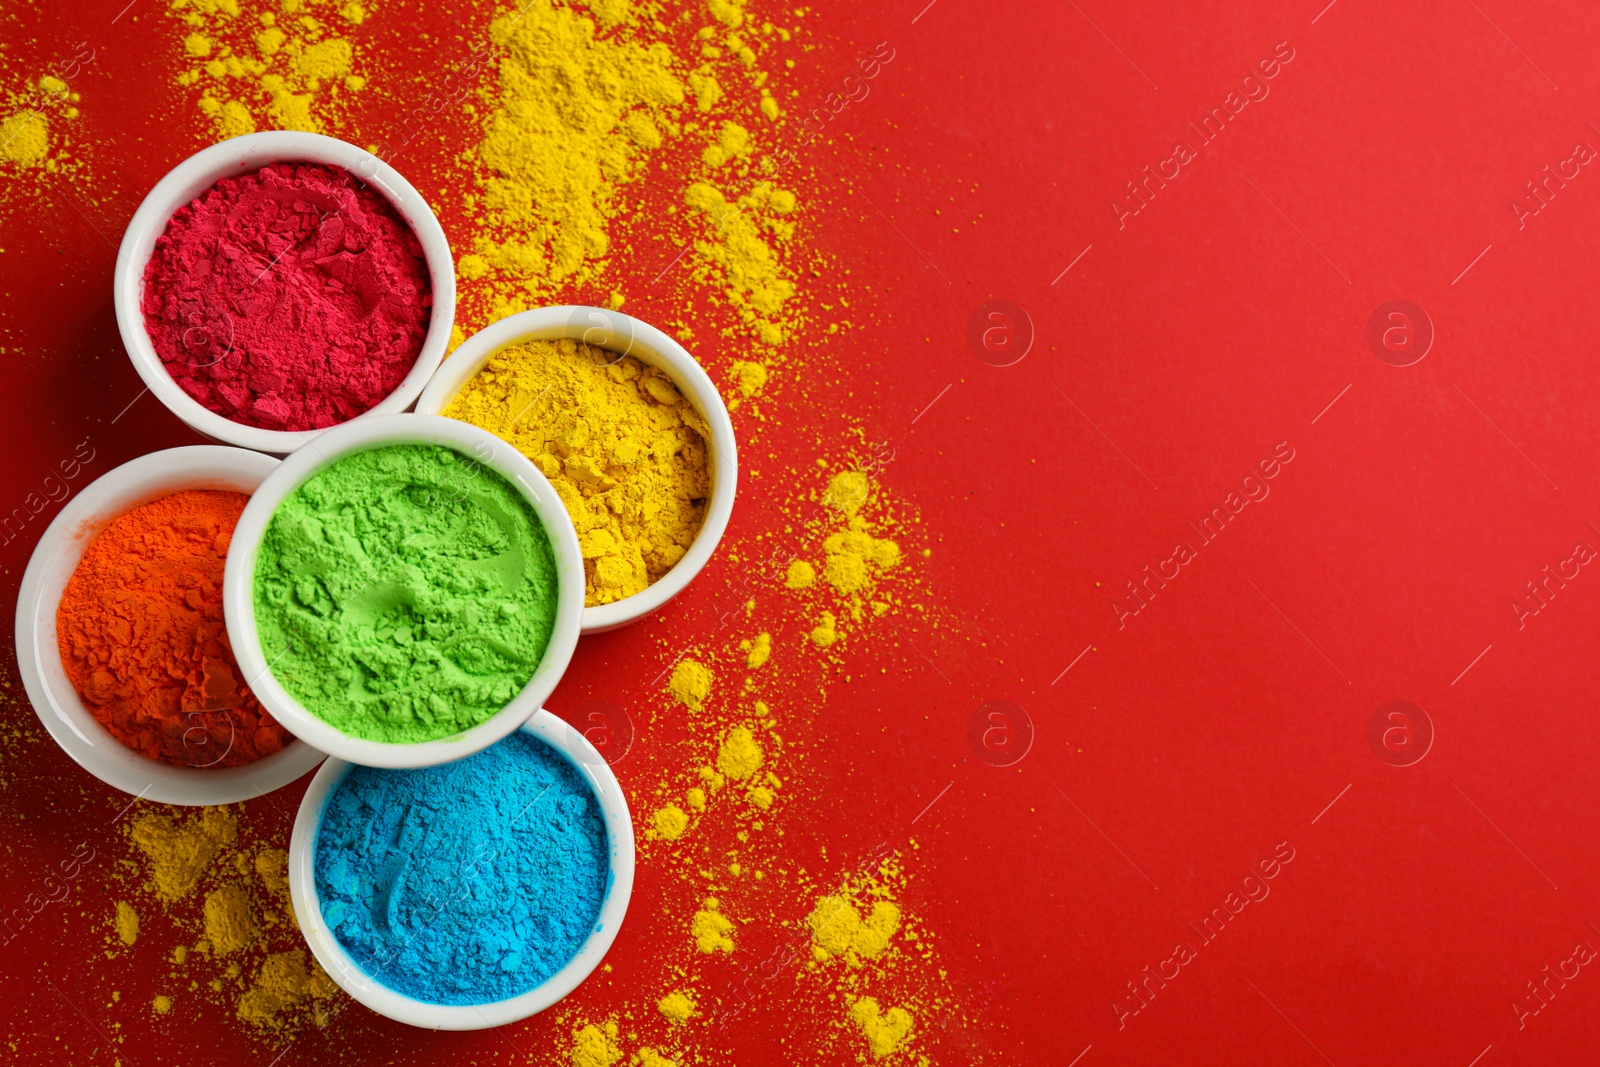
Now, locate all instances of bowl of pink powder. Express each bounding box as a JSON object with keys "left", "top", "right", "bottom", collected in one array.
[{"left": 114, "top": 131, "right": 455, "bottom": 454}]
